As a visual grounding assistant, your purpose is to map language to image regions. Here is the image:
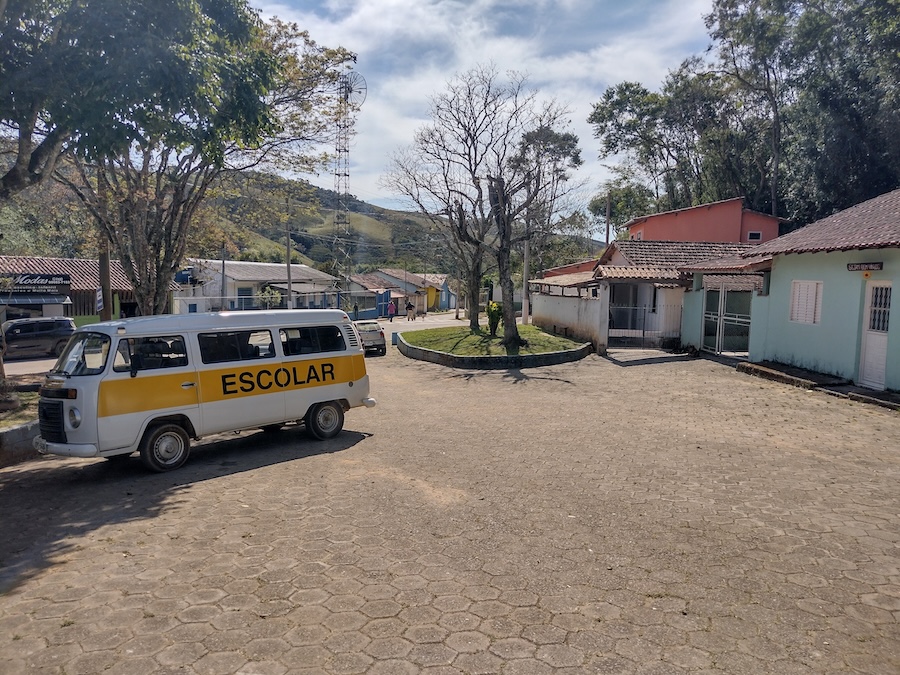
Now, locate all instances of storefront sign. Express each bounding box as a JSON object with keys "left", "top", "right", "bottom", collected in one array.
[
  {"left": 847, "top": 262, "right": 883, "bottom": 271},
  {"left": 2, "top": 273, "right": 72, "bottom": 294}
]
